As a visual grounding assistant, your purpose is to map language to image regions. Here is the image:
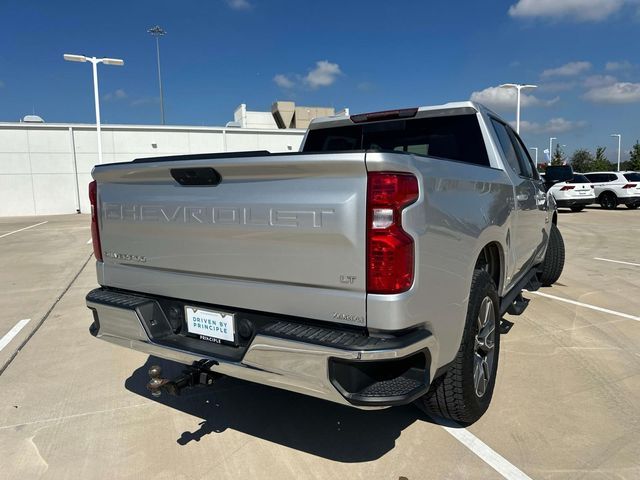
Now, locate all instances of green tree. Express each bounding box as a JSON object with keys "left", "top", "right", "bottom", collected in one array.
[
  {"left": 592, "top": 146, "right": 613, "bottom": 171},
  {"left": 628, "top": 140, "right": 640, "bottom": 171},
  {"left": 550, "top": 144, "right": 566, "bottom": 166},
  {"left": 570, "top": 149, "right": 594, "bottom": 173}
]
